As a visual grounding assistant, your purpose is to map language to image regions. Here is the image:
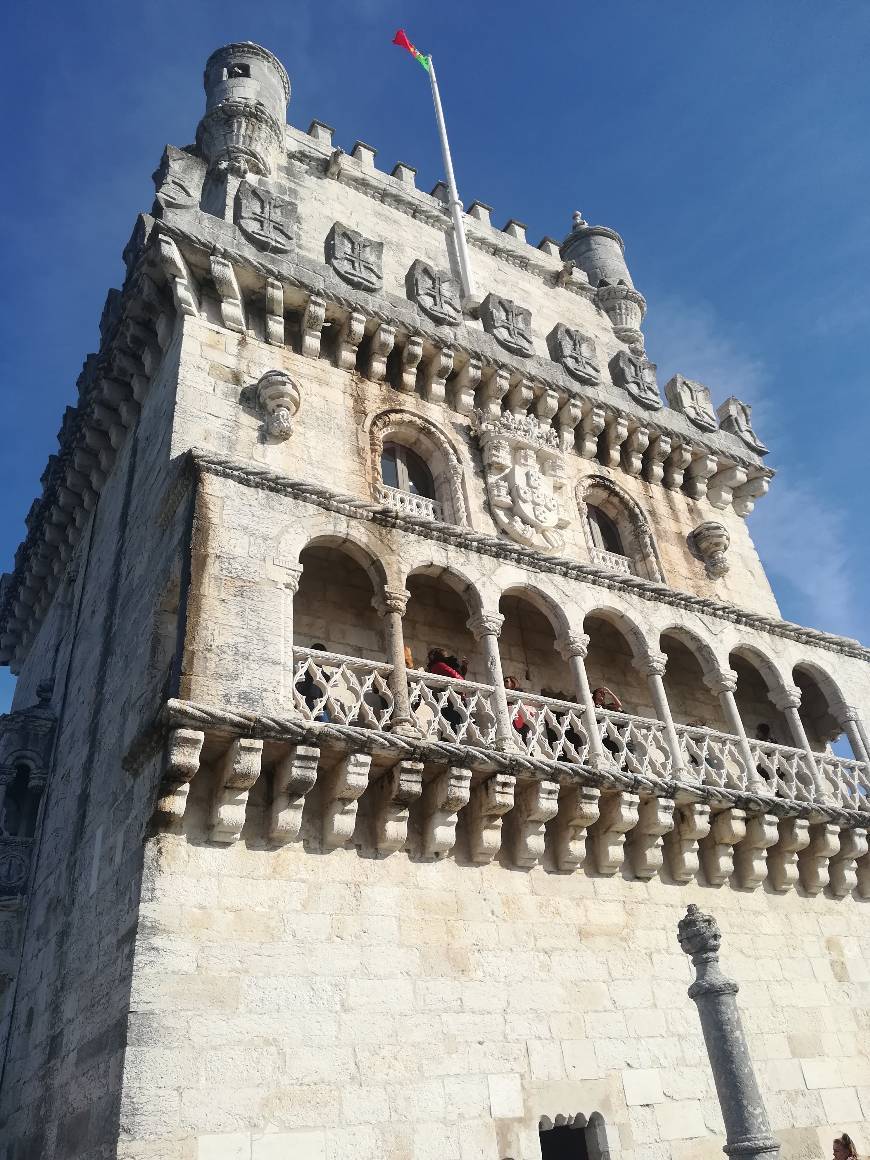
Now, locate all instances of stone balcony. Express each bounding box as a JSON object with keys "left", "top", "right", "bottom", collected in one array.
[
  {"left": 590, "top": 548, "right": 633, "bottom": 576},
  {"left": 375, "top": 483, "right": 443, "bottom": 521}
]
